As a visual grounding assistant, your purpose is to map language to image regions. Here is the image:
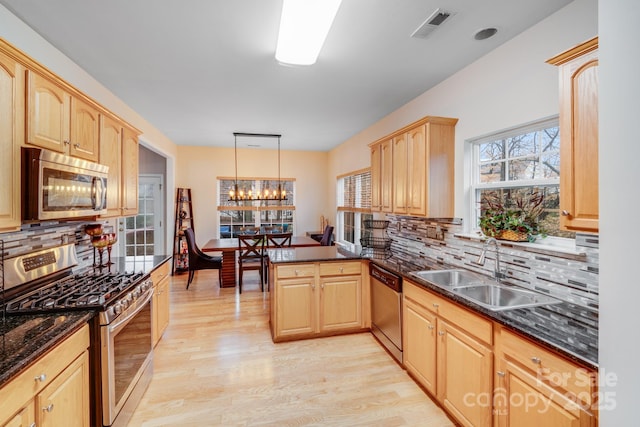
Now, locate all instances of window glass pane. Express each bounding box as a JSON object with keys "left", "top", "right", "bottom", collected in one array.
[
  {"left": 479, "top": 141, "right": 506, "bottom": 162},
  {"left": 479, "top": 162, "right": 505, "bottom": 183},
  {"left": 472, "top": 119, "right": 572, "bottom": 239},
  {"left": 507, "top": 132, "right": 538, "bottom": 157},
  {"left": 508, "top": 157, "right": 541, "bottom": 180},
  {"left": 540, "top": 152, "right": 560, "bottom": 178}
]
